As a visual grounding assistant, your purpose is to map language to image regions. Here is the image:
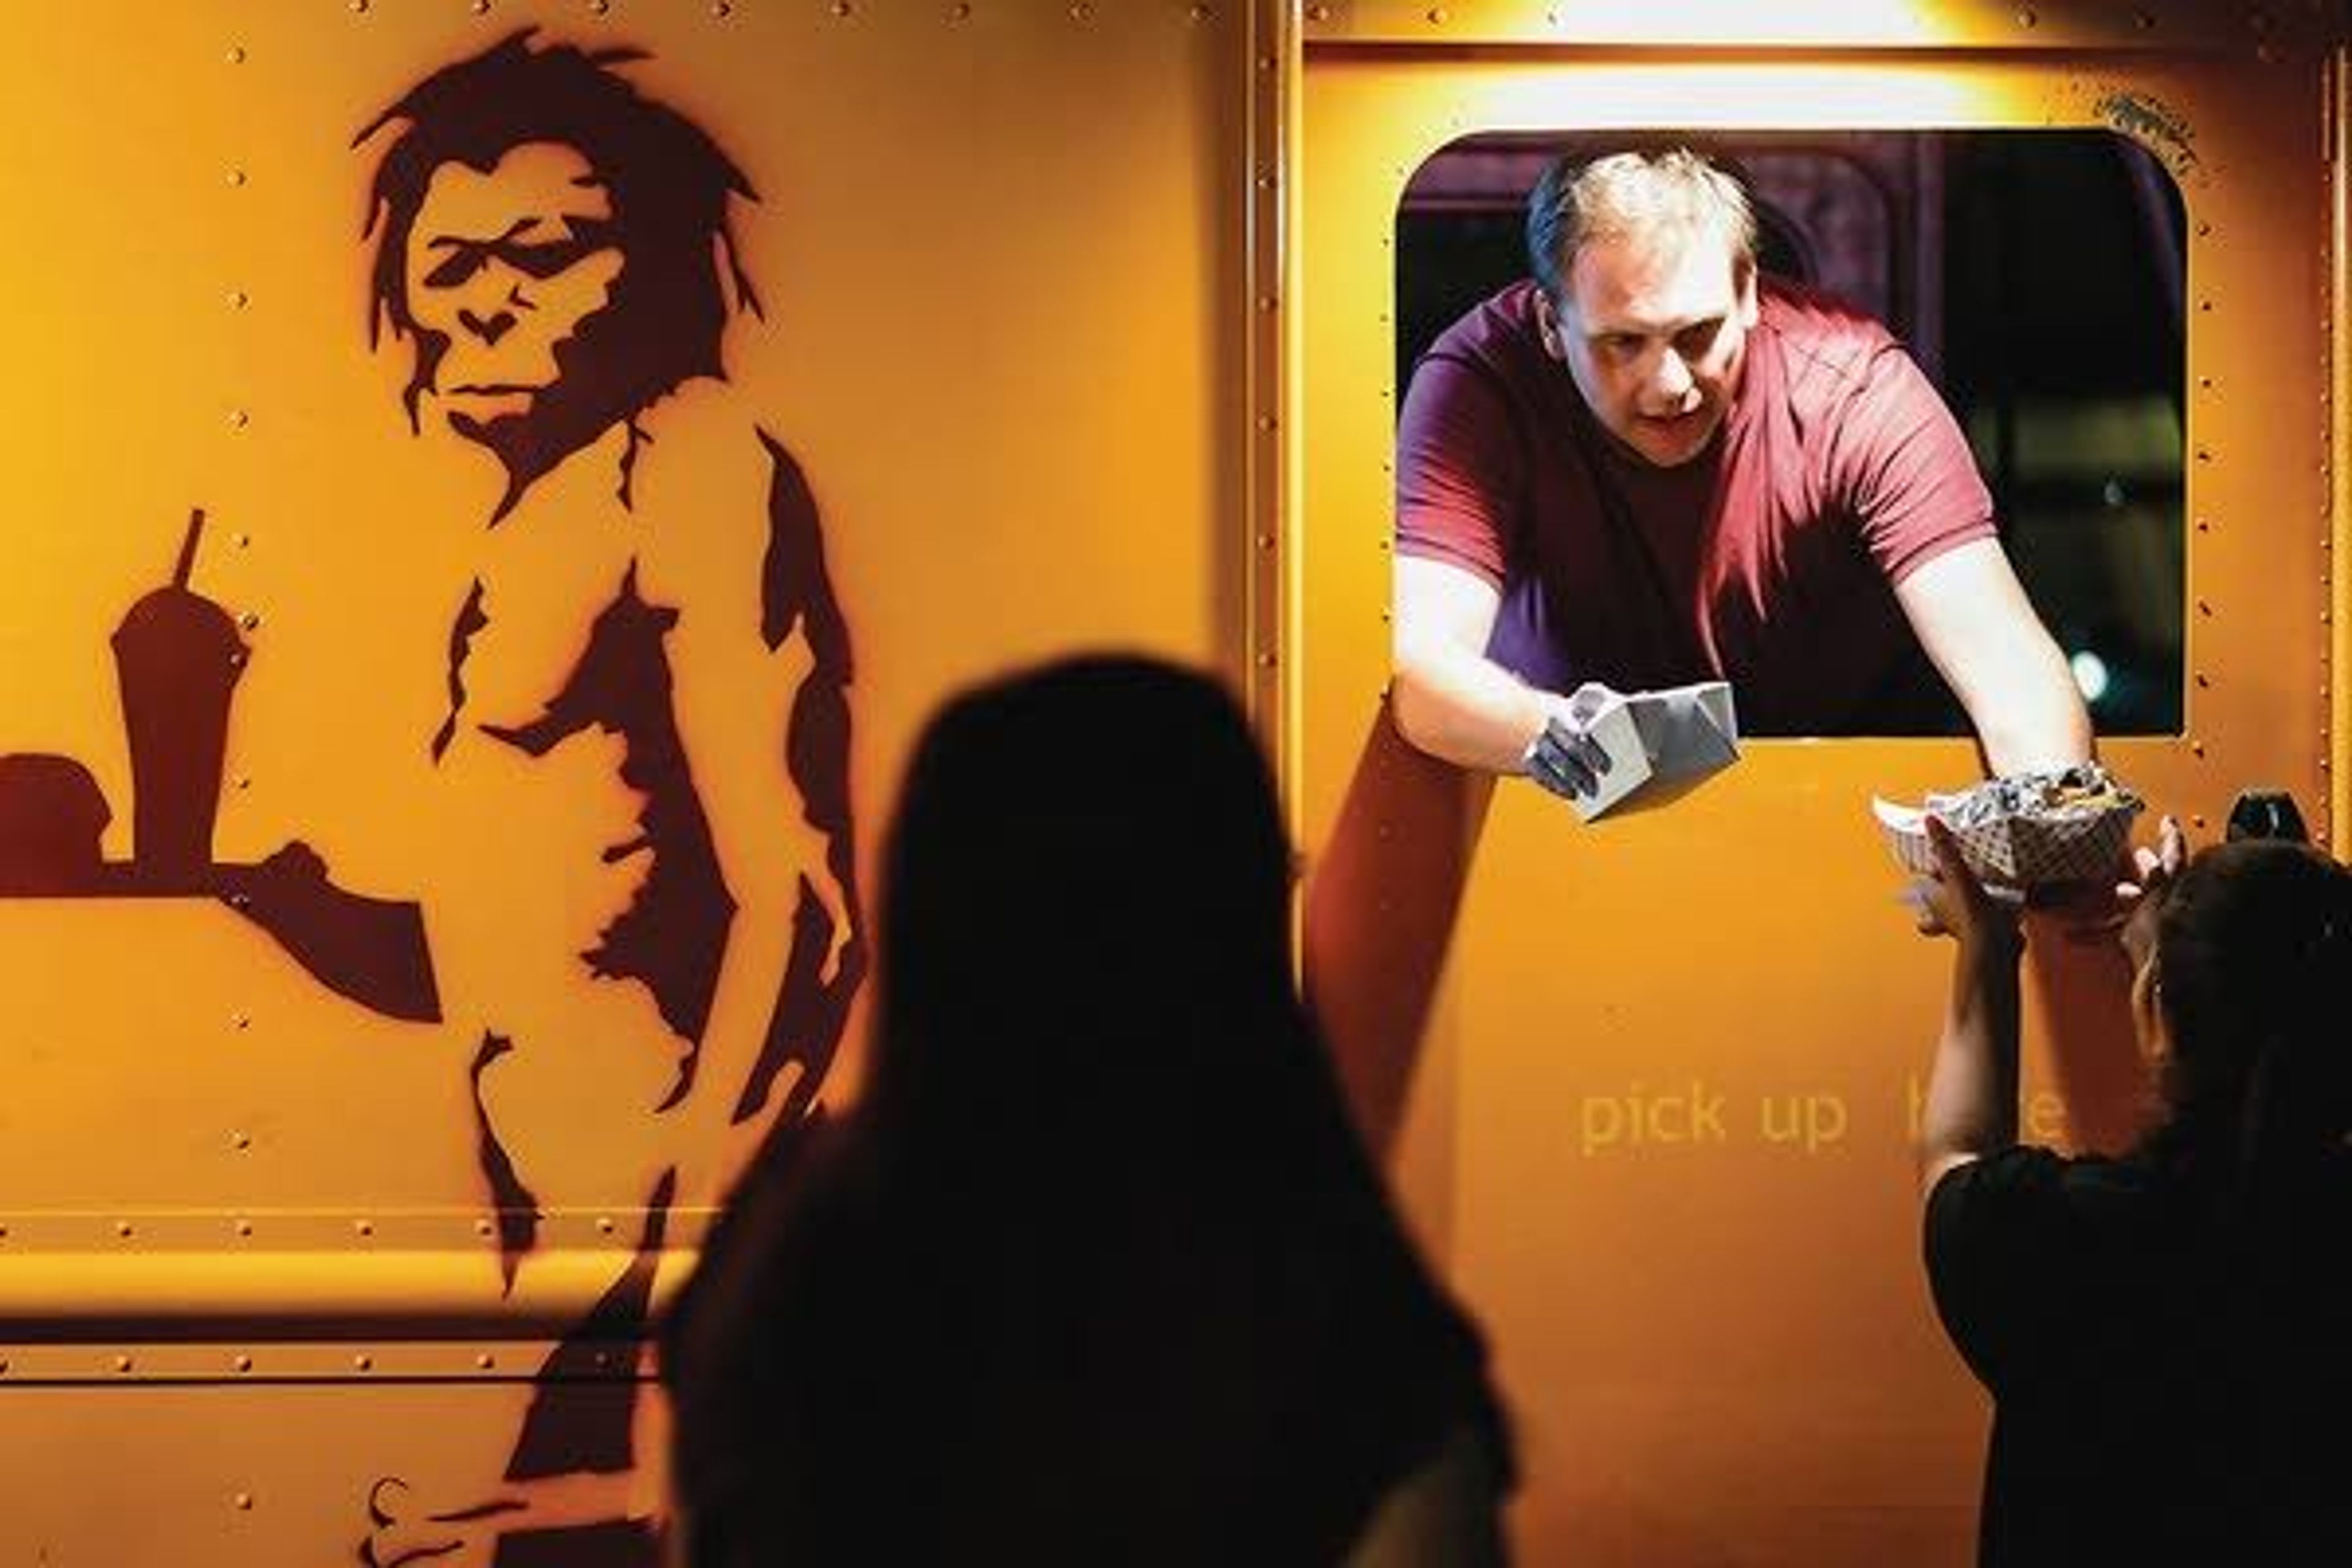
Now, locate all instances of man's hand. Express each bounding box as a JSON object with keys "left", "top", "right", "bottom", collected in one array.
[{"left": 1524, "top": 685, "right": 1616, "bottom": 802}]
